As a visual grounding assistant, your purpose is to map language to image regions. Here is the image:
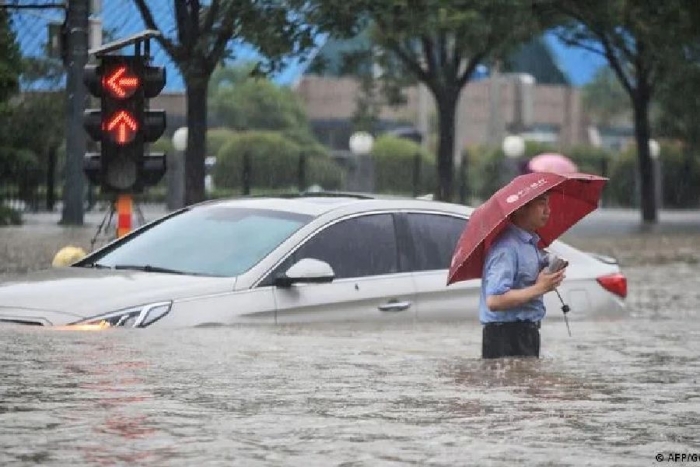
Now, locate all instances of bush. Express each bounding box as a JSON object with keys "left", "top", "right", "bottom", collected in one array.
[
  {"left": 213, "top": 131, "right": 344, "bottom": 191},
  {"left": 565, "top": 145, "right": 613, "bottom": 176},
  {"left": 604, "top": 142, "right": 700, "bottom": 208},
  {"left": 658, "top": 143, "right": 700, "bottom": 208},
  {"left": 306, "top": 156, "right": 344, "bottom": 190},
  {"left": 371, "top": 135, "right": 436, "bottom": 195},
  {"left": 605, "top": 148, "right": 637, "bottom": 207},
  {"left": 151, "top": 136, "right": 174, "bottom": 155},
  {"left": 466, "top": 140, "right": 699, "bottom": 208},
  {"left": 207, "top": 128, "right": 238, "bottom": 157},
  {"left": 0, "top": 205, "right": 22, "bottom": 226}
]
